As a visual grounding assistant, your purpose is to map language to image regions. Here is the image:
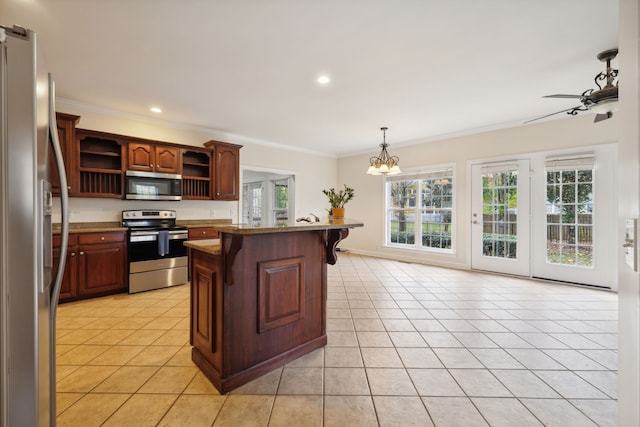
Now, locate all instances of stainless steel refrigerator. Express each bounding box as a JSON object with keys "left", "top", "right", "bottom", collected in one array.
[{"left": 0, "top": 25, "right": 70, "bottom": 427}]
